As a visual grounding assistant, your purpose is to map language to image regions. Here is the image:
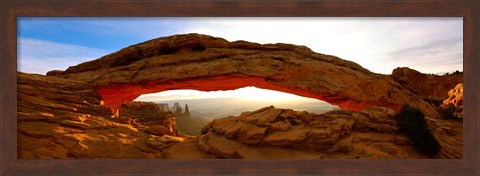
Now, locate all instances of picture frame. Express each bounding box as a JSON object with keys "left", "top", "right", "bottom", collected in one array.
[{"left": 1, "top": 0, "right": 478, "bottom": 175}]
